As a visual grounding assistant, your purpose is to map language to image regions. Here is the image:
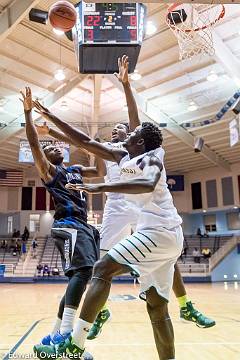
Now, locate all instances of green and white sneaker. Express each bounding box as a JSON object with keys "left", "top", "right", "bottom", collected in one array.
[
  {"left": 87, "top": 309, "right": 111, "bottom": 340},
  {"left": 33, "top": 343, "right": 58, "bottom": 359},
  {"left": 180, "top": 301, "right": 216, "bottom": 328},
  {"left": 33, "top": 336, "right": 85, "bottom": 359}
]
